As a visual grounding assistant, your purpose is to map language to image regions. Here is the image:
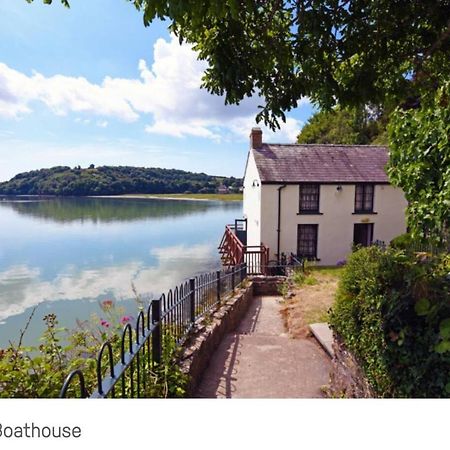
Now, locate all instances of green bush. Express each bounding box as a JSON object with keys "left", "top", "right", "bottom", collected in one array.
[
  {"left": 390, "top": 233, "right": 415, "bottom": 250},
  {"left": 0, "top": 301, "right": 187, "bottom": 398},
  {"left": 329, "top": 246, "right": 450, "bottom": 397}
]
